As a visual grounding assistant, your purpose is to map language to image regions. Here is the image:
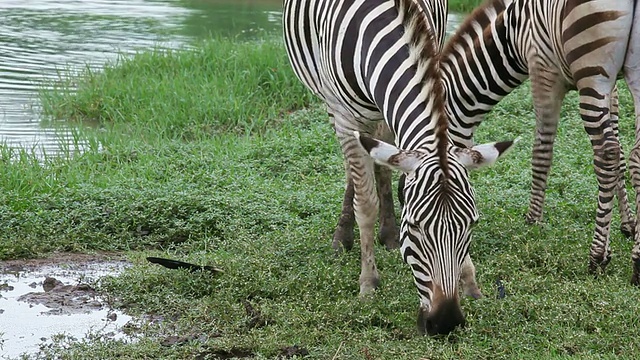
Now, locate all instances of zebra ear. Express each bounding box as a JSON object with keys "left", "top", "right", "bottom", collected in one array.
[
  {"left": 455, "top": 137, "right": 520, "bottom": 170},
  {"left": 354, "top": 131, "right": 421, "bottom": 173}
]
